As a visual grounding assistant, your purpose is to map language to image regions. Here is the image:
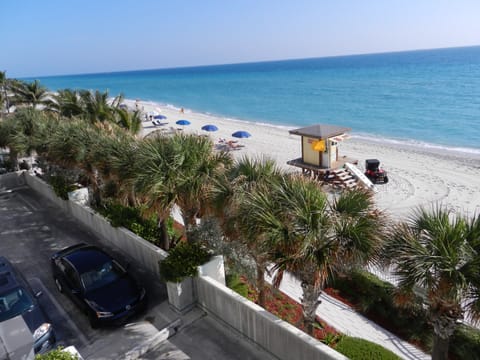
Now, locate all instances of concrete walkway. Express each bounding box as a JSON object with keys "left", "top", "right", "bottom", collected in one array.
[{"left": 265, "top": 271, "right": 431, "bottom": 360}]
